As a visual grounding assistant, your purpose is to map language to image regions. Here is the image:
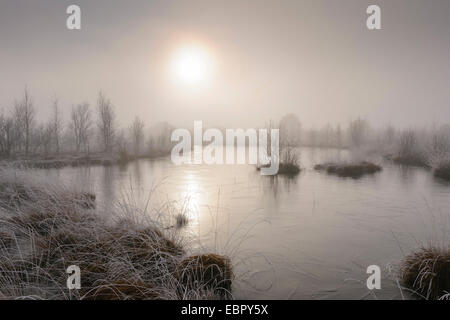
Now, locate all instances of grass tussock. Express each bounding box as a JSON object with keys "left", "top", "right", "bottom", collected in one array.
[
  {"left": 401, "top": 247, "right": 450, "bottom": 300},
  {"left": 278, "top": 163, "right": 301, "bottom": 175},
  {"left": 175, "top": 213, "right": 189, "bottom": 228},
  {"left": 314, "top": 161, "right": 382, "bottom": 178},
  {"left": 434, "top": 163, "right": 450, "bottom": 182},
  {"left": 0, "top": 167, "right": 233, "bottom": 300},
  {"left": 177, "top": 254, "right": 233, "bottom": 299}
]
